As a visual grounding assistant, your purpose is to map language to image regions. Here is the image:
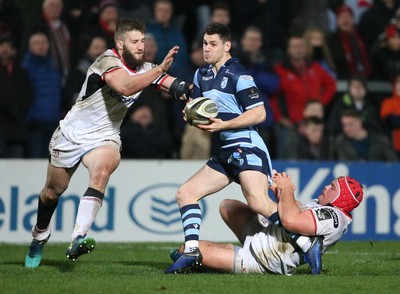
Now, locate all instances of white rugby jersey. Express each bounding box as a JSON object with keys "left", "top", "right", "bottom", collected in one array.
[
  {"left": 251, "top": 201, "right": 352, "bottom": 275},
  {"left": 60, "top": 49, "right": 165, "bottom": 144}
]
